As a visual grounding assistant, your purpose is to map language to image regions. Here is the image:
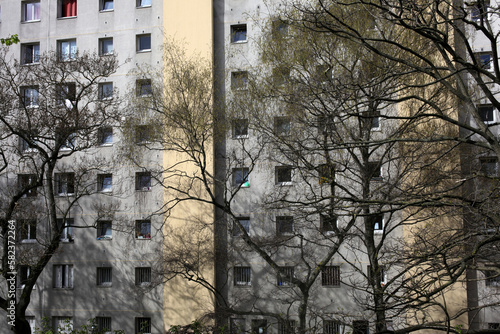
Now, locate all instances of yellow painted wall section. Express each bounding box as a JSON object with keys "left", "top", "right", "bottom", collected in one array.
[{"left": 162, "top": 0, "right": 215, "bottom": 329}]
